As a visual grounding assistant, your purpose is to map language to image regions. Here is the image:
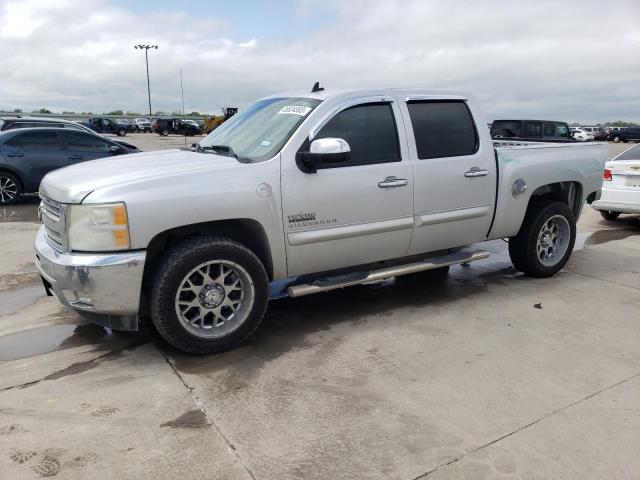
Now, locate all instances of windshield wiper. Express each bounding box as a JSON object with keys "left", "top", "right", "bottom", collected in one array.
[{"left": 198, "top": 144, "right": 237, "bottom": 159}]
